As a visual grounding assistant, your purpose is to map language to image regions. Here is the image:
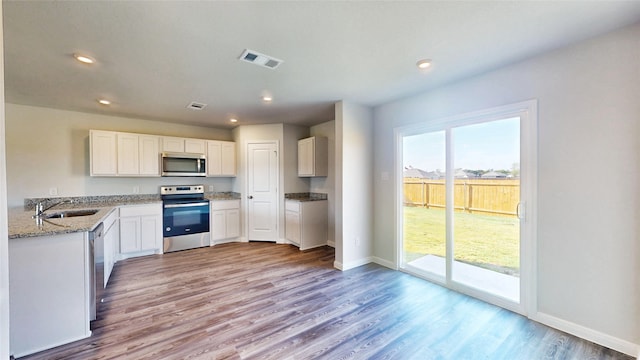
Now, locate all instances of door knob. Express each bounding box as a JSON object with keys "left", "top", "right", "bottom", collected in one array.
[{"left": 248, "top": 195, "right": 253, "bottom": 199}]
